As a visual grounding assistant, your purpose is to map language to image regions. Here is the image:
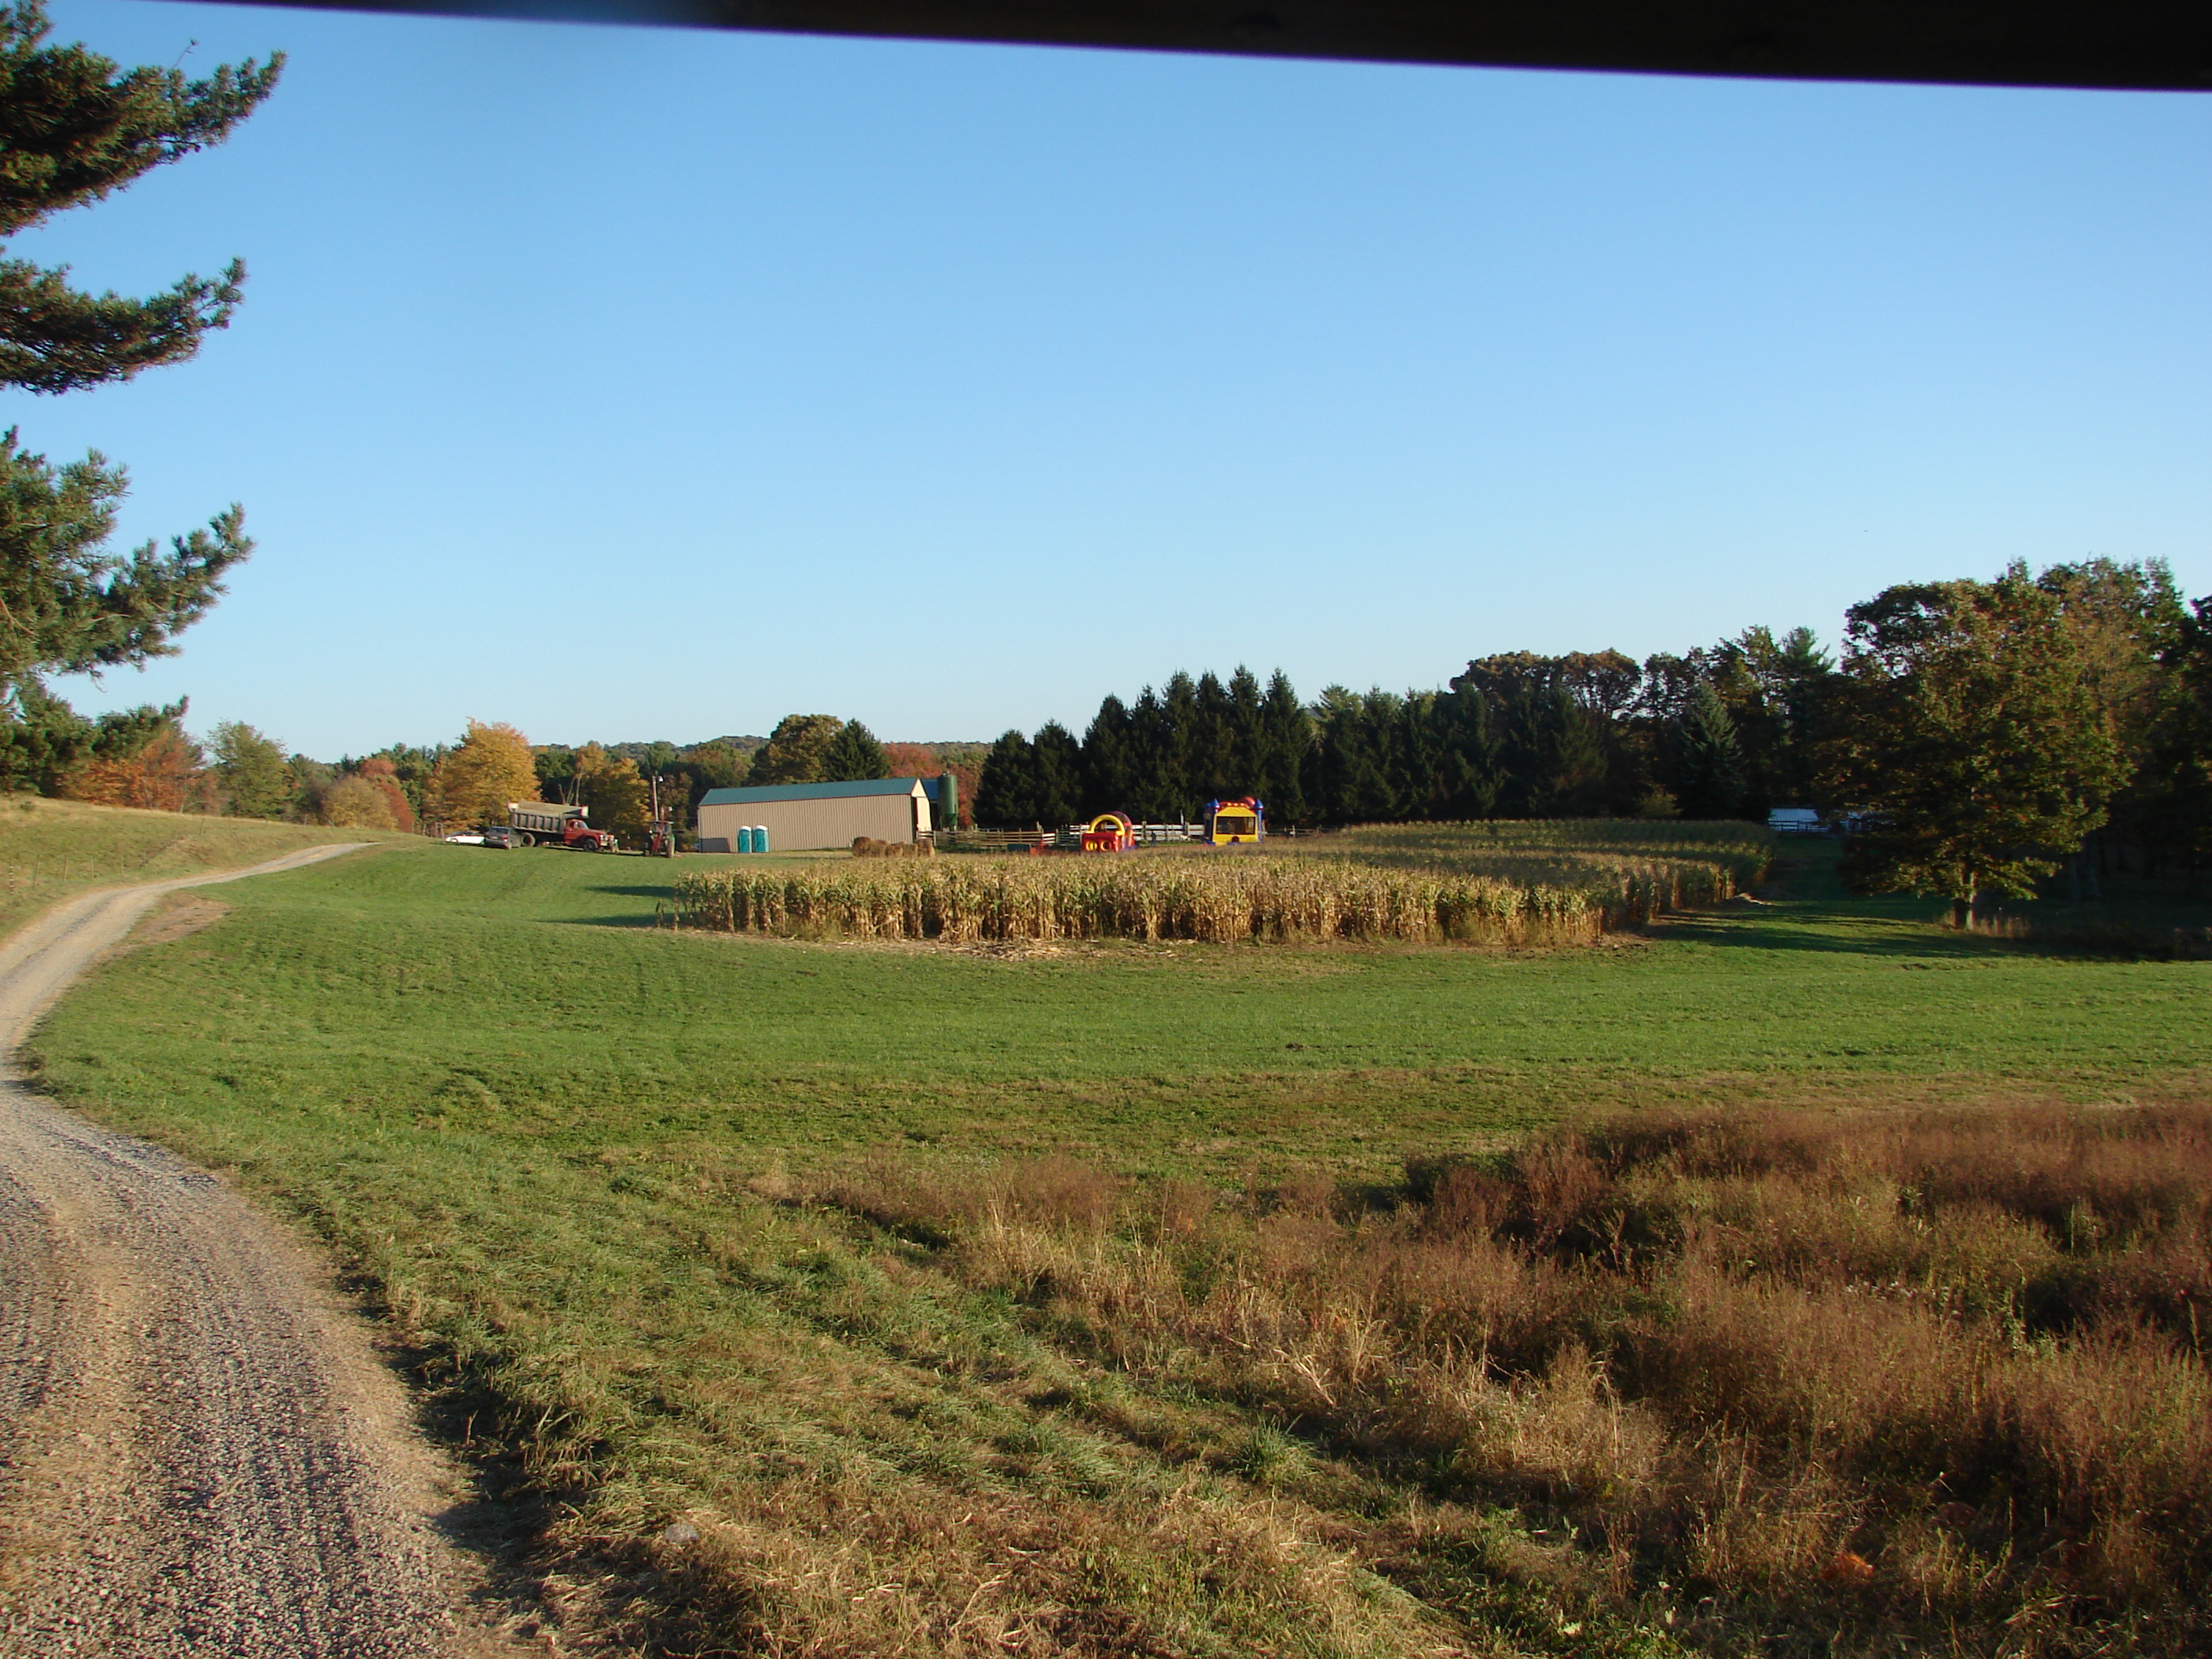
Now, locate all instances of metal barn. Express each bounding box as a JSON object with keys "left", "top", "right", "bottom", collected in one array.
[{"left": 695, "top": 777, "right": 946, "bottom": 851}]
